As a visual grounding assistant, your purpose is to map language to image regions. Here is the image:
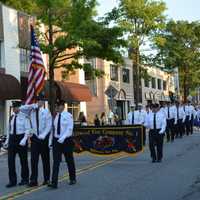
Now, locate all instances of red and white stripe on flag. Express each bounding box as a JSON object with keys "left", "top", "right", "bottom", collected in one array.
[{"left": 25, "top": 26, "right": 46, "bottom": 104}]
